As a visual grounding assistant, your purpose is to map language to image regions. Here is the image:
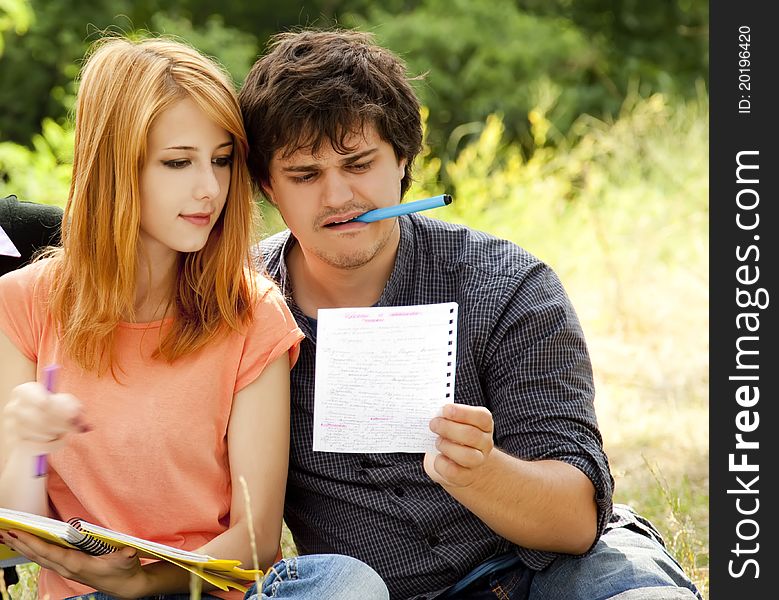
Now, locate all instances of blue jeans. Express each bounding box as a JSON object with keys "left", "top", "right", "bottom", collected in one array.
[
  {"left": 66, "top": 554, "right": 387, "bottom": 600},
  {"left": 244, "top": 554, "right": 388, "bottom": 599},
  {"left": 448, "top": 506, "right": 702, "bottom": 600},
  {"left": 67, "top": 595, "right": 221, "bottom": 599}
]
